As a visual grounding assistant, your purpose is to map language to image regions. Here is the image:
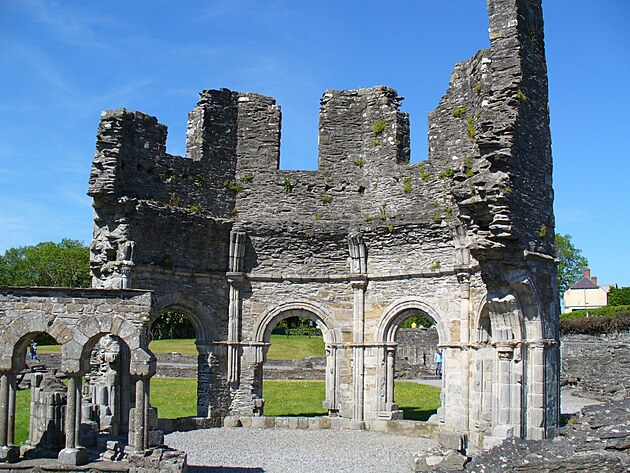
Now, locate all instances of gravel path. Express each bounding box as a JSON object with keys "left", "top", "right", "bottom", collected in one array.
[{"left": 166, "top": 428, "right": 436, "bottom": 473}]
